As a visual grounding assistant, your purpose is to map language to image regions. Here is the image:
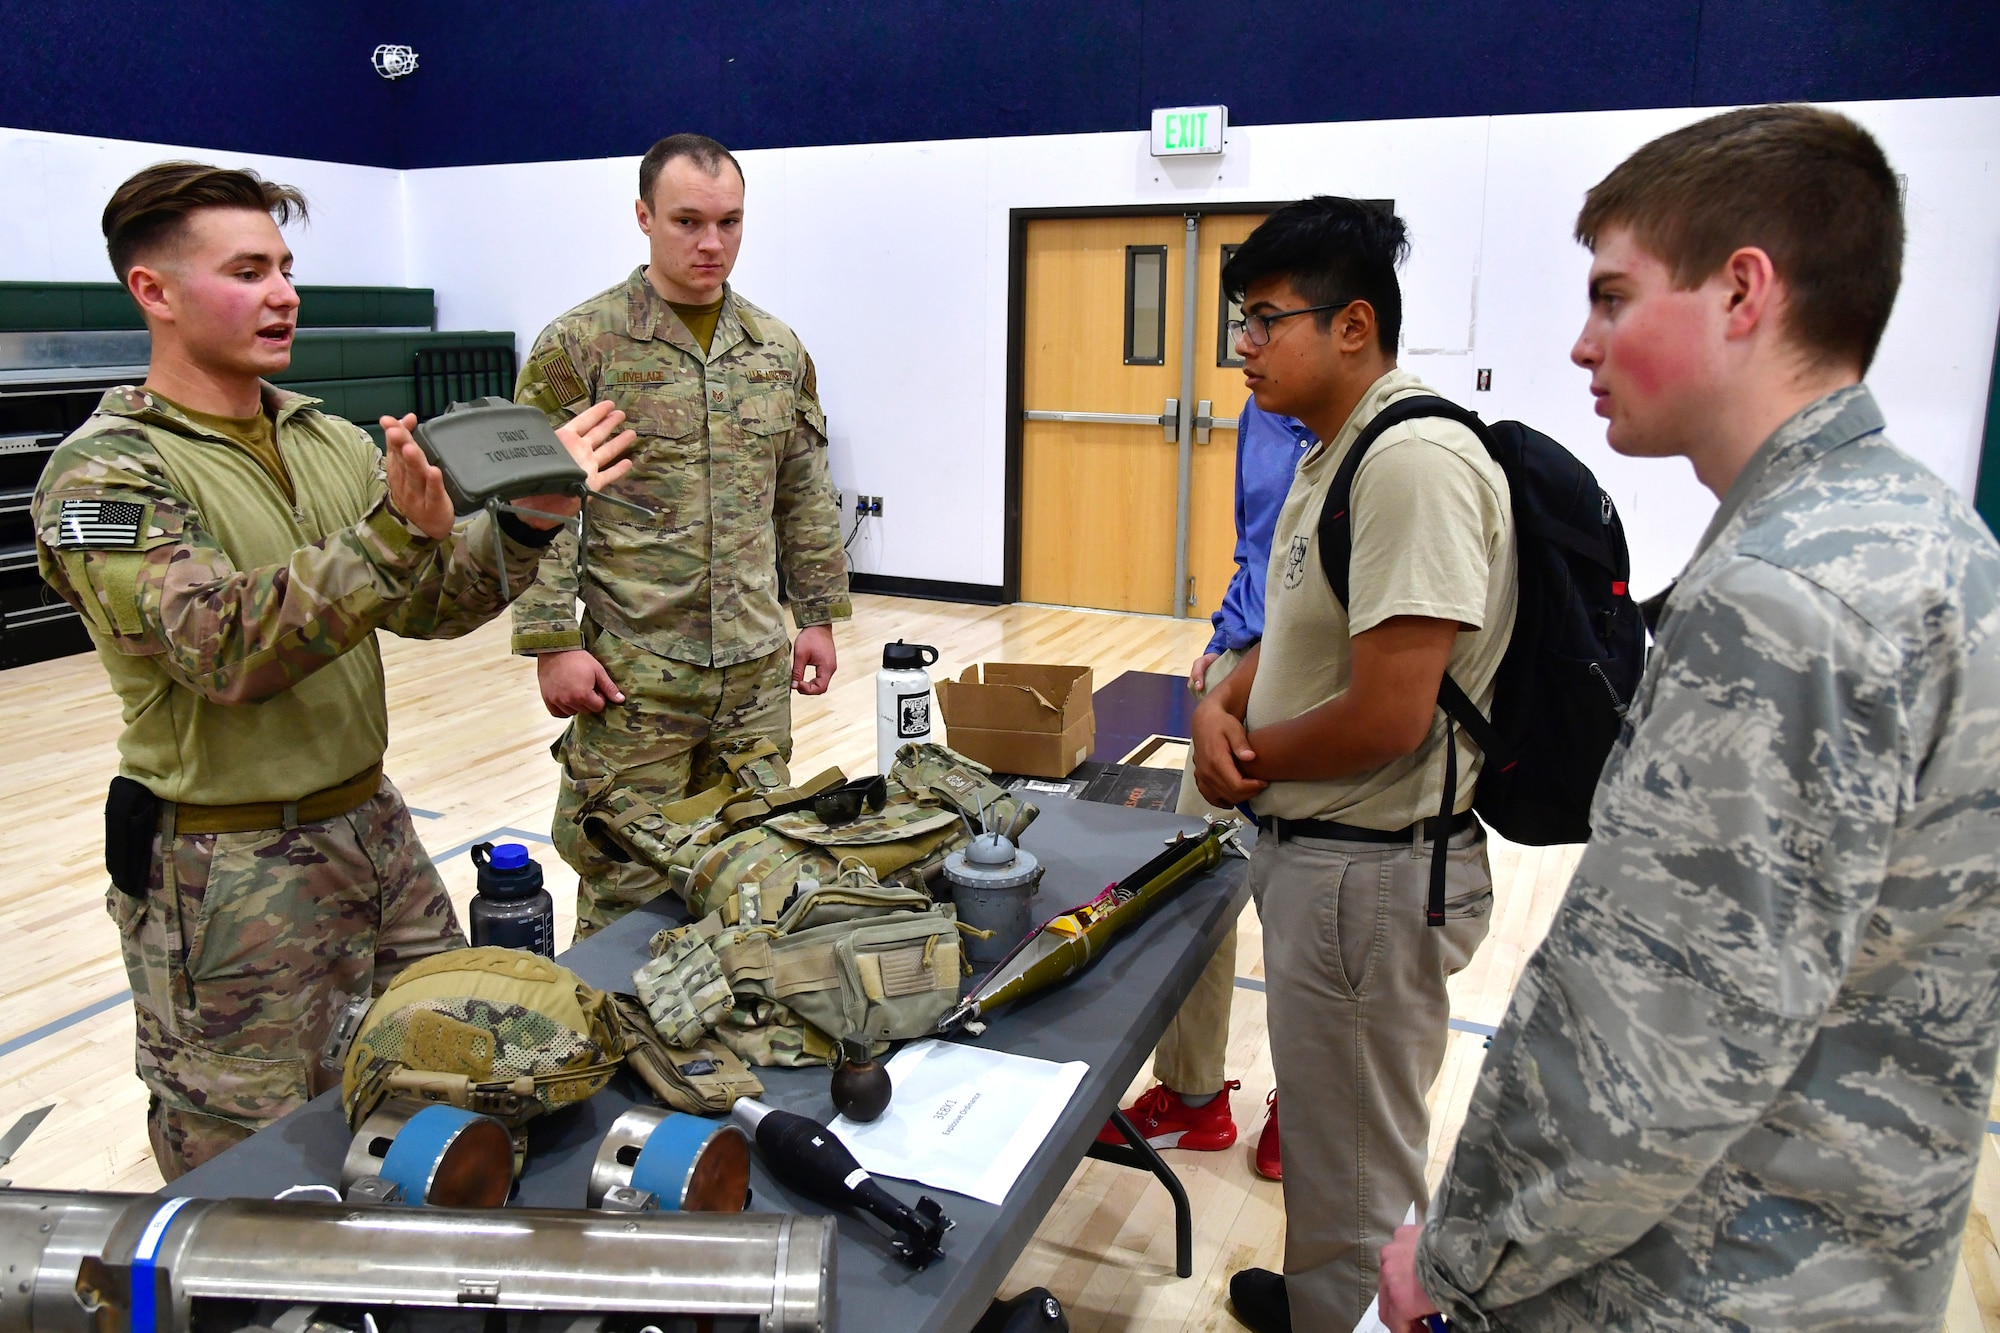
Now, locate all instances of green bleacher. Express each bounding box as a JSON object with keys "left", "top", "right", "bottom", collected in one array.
[
  {"left": 0, "top": 283, "right": 517, "bottom": 440},
  {"left": 0, "top": 281, "right": 439, "bottom": 332}
]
